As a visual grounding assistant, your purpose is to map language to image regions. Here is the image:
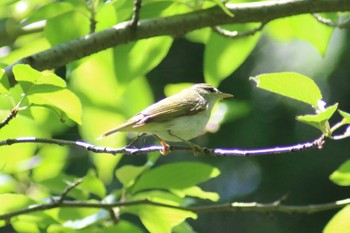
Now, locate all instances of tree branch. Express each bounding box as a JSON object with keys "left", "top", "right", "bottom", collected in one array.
[
  {"left": 4, "top": 0, "right": 350, "bottom": 82},
  {"left": 0, "top": 135, "right": 325, "bottom": 156},
  {"left": 1, "top": 196, "right": 349, "bottom": 221}
]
